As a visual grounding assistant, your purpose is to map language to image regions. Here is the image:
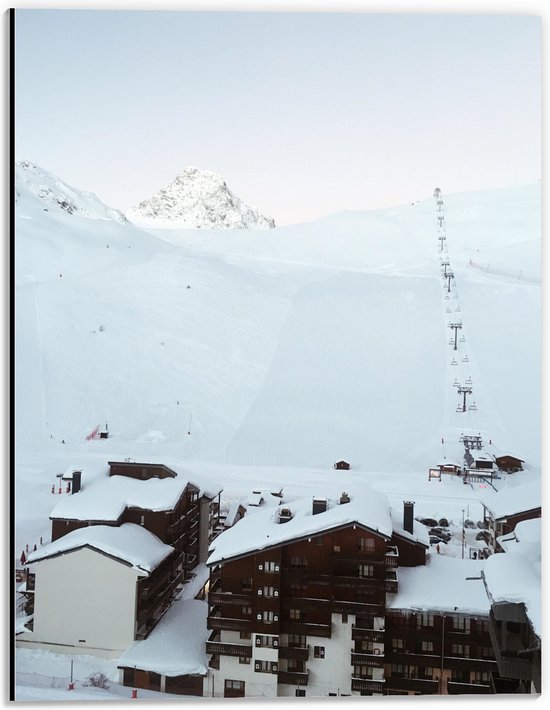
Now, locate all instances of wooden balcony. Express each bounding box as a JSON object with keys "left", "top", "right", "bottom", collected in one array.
[
  {"left": 279, "top": 645, "right": 310, "bottom": 661},
  {"left": 387, "top": 651, "right": 440, "bottom": 667},
  {"left": 385, "top": 676, "right": 439, "bottom": 694},
  {"left": 205, "top": 640, "right": 252, "bottom": 658},
  {"left": 351, "top": 652, "right": 384, "bottom": 667},
  {"left": 209, "top": 591, "right": 252, "bottom": 606},
  {"left": 351, "top": 678, "right": 385, "bottom": 693},
  {"left": 447, "top": 680, "right": 493, "bottom": 695},
  {"left": 385, "top": 580, "right": 398, "bottom": 594},
  {"left": 278, "top": 670, "right": 308, "bottom": 686},
  {"left": 444, "top": 656, "right": 498, "bottom": 673},
  {"left": 207, "top": 609, "right": 252, "bottom": 633},
  {"left": 351, "top": 627, "right": 385, "bottom": 643},
  {"left": 280, "top": 621, "right": 331, "bottom": 638},
  {"left": 332, "top": 600, "right": 384, "bottom": 615}
]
